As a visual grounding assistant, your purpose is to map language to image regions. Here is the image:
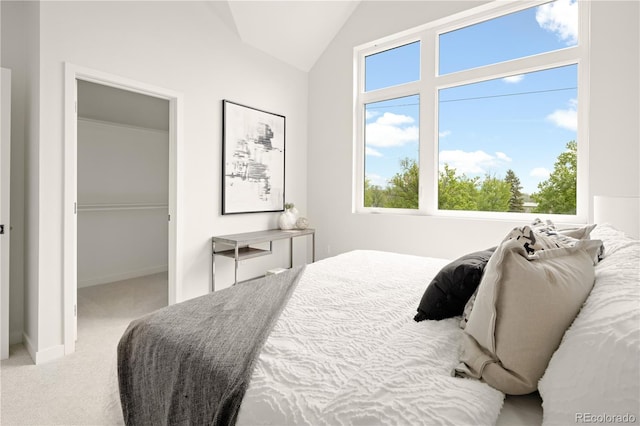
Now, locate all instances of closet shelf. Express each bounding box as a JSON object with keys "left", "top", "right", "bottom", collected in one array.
[
  {"left": 77, "top": 202, "right": 168, "bottom": 212},
  {"left": 77, "top": 116, "right": 169, "bottom": 135}
]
